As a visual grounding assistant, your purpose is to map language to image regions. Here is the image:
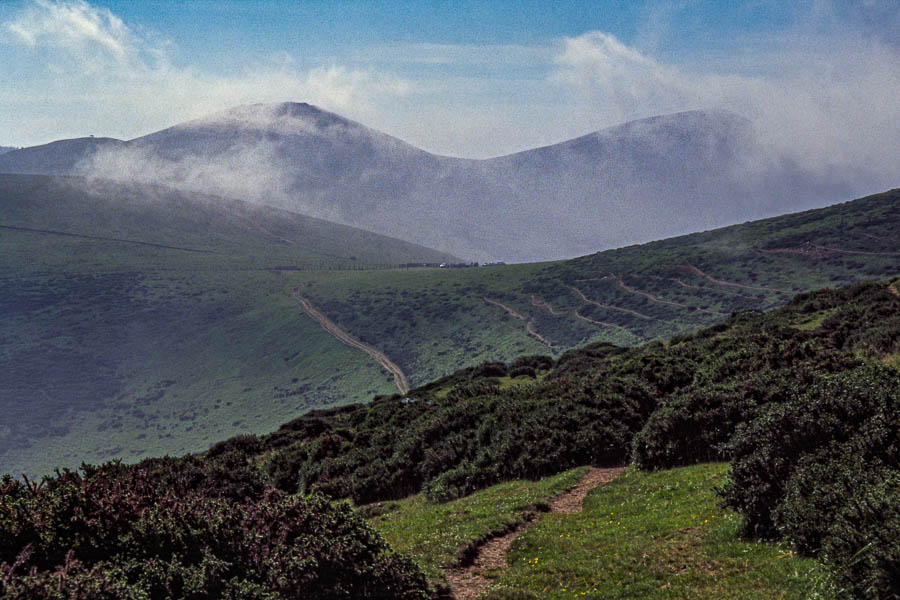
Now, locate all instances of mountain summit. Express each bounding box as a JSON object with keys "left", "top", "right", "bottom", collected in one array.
[{"left": 0, "top": 104, "right": 863, "bottom": 262}]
